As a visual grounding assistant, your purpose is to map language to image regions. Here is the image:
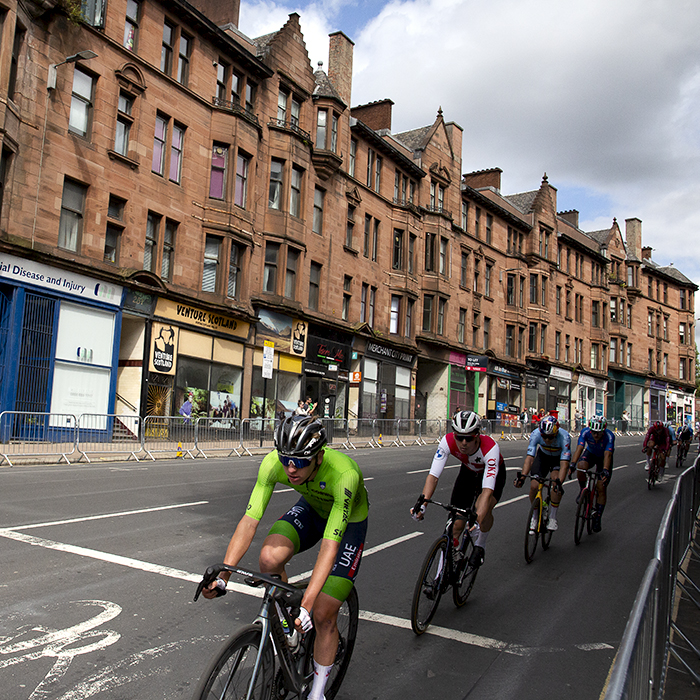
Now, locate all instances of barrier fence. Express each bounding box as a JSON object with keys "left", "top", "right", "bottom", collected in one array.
[{"left": 603, "top": 458, "right": 700, "bottom": 699}]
